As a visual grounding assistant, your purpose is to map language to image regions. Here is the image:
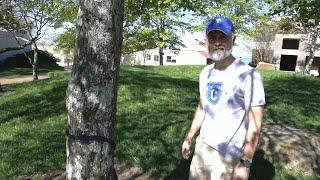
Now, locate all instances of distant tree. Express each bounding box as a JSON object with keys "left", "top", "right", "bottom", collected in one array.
[
  {"left": 124, "top": 0, "right": 208, "bottom": 65},
  {"left": 251, "top": 18, "right": 277, "bottom": 66},
  {"left": 0, "top": 0, "right": 67, "bottom": 80},
  {"left": 66, "top": 0, "right": 124, "bottom": 179},
  {"left": 270, "top": 0, "right": 320, "bottom": 75},
  {"left": 198, "top": 0, "right": 269, "bottom": 35},
  {"left": 55, "top": 0, "right": 208, "bottom": 66},
  {"left": 54, "top": 26, "right": 76, "bottom": 55},
  {"left": 53, "top": 0, "right": 78, "bottom": 60}
]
